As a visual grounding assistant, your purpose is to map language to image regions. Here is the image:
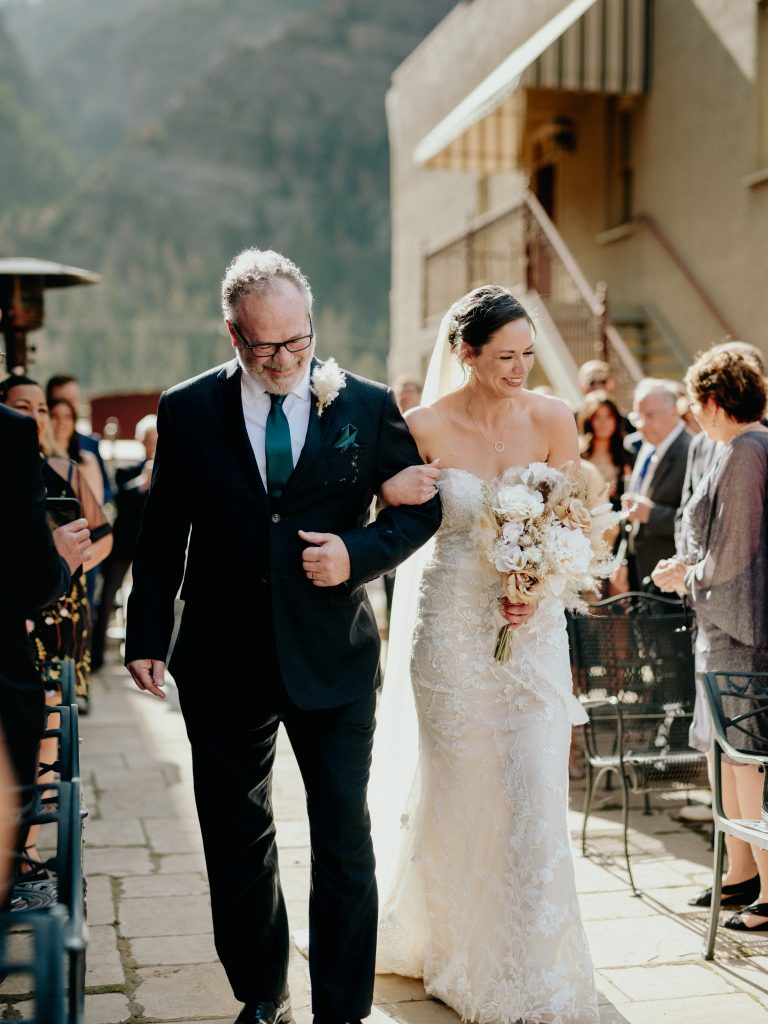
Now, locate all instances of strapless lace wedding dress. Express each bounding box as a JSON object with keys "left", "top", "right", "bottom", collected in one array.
[{"left": 376, "top": 468, "right": 599, "bottom": 1024}]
